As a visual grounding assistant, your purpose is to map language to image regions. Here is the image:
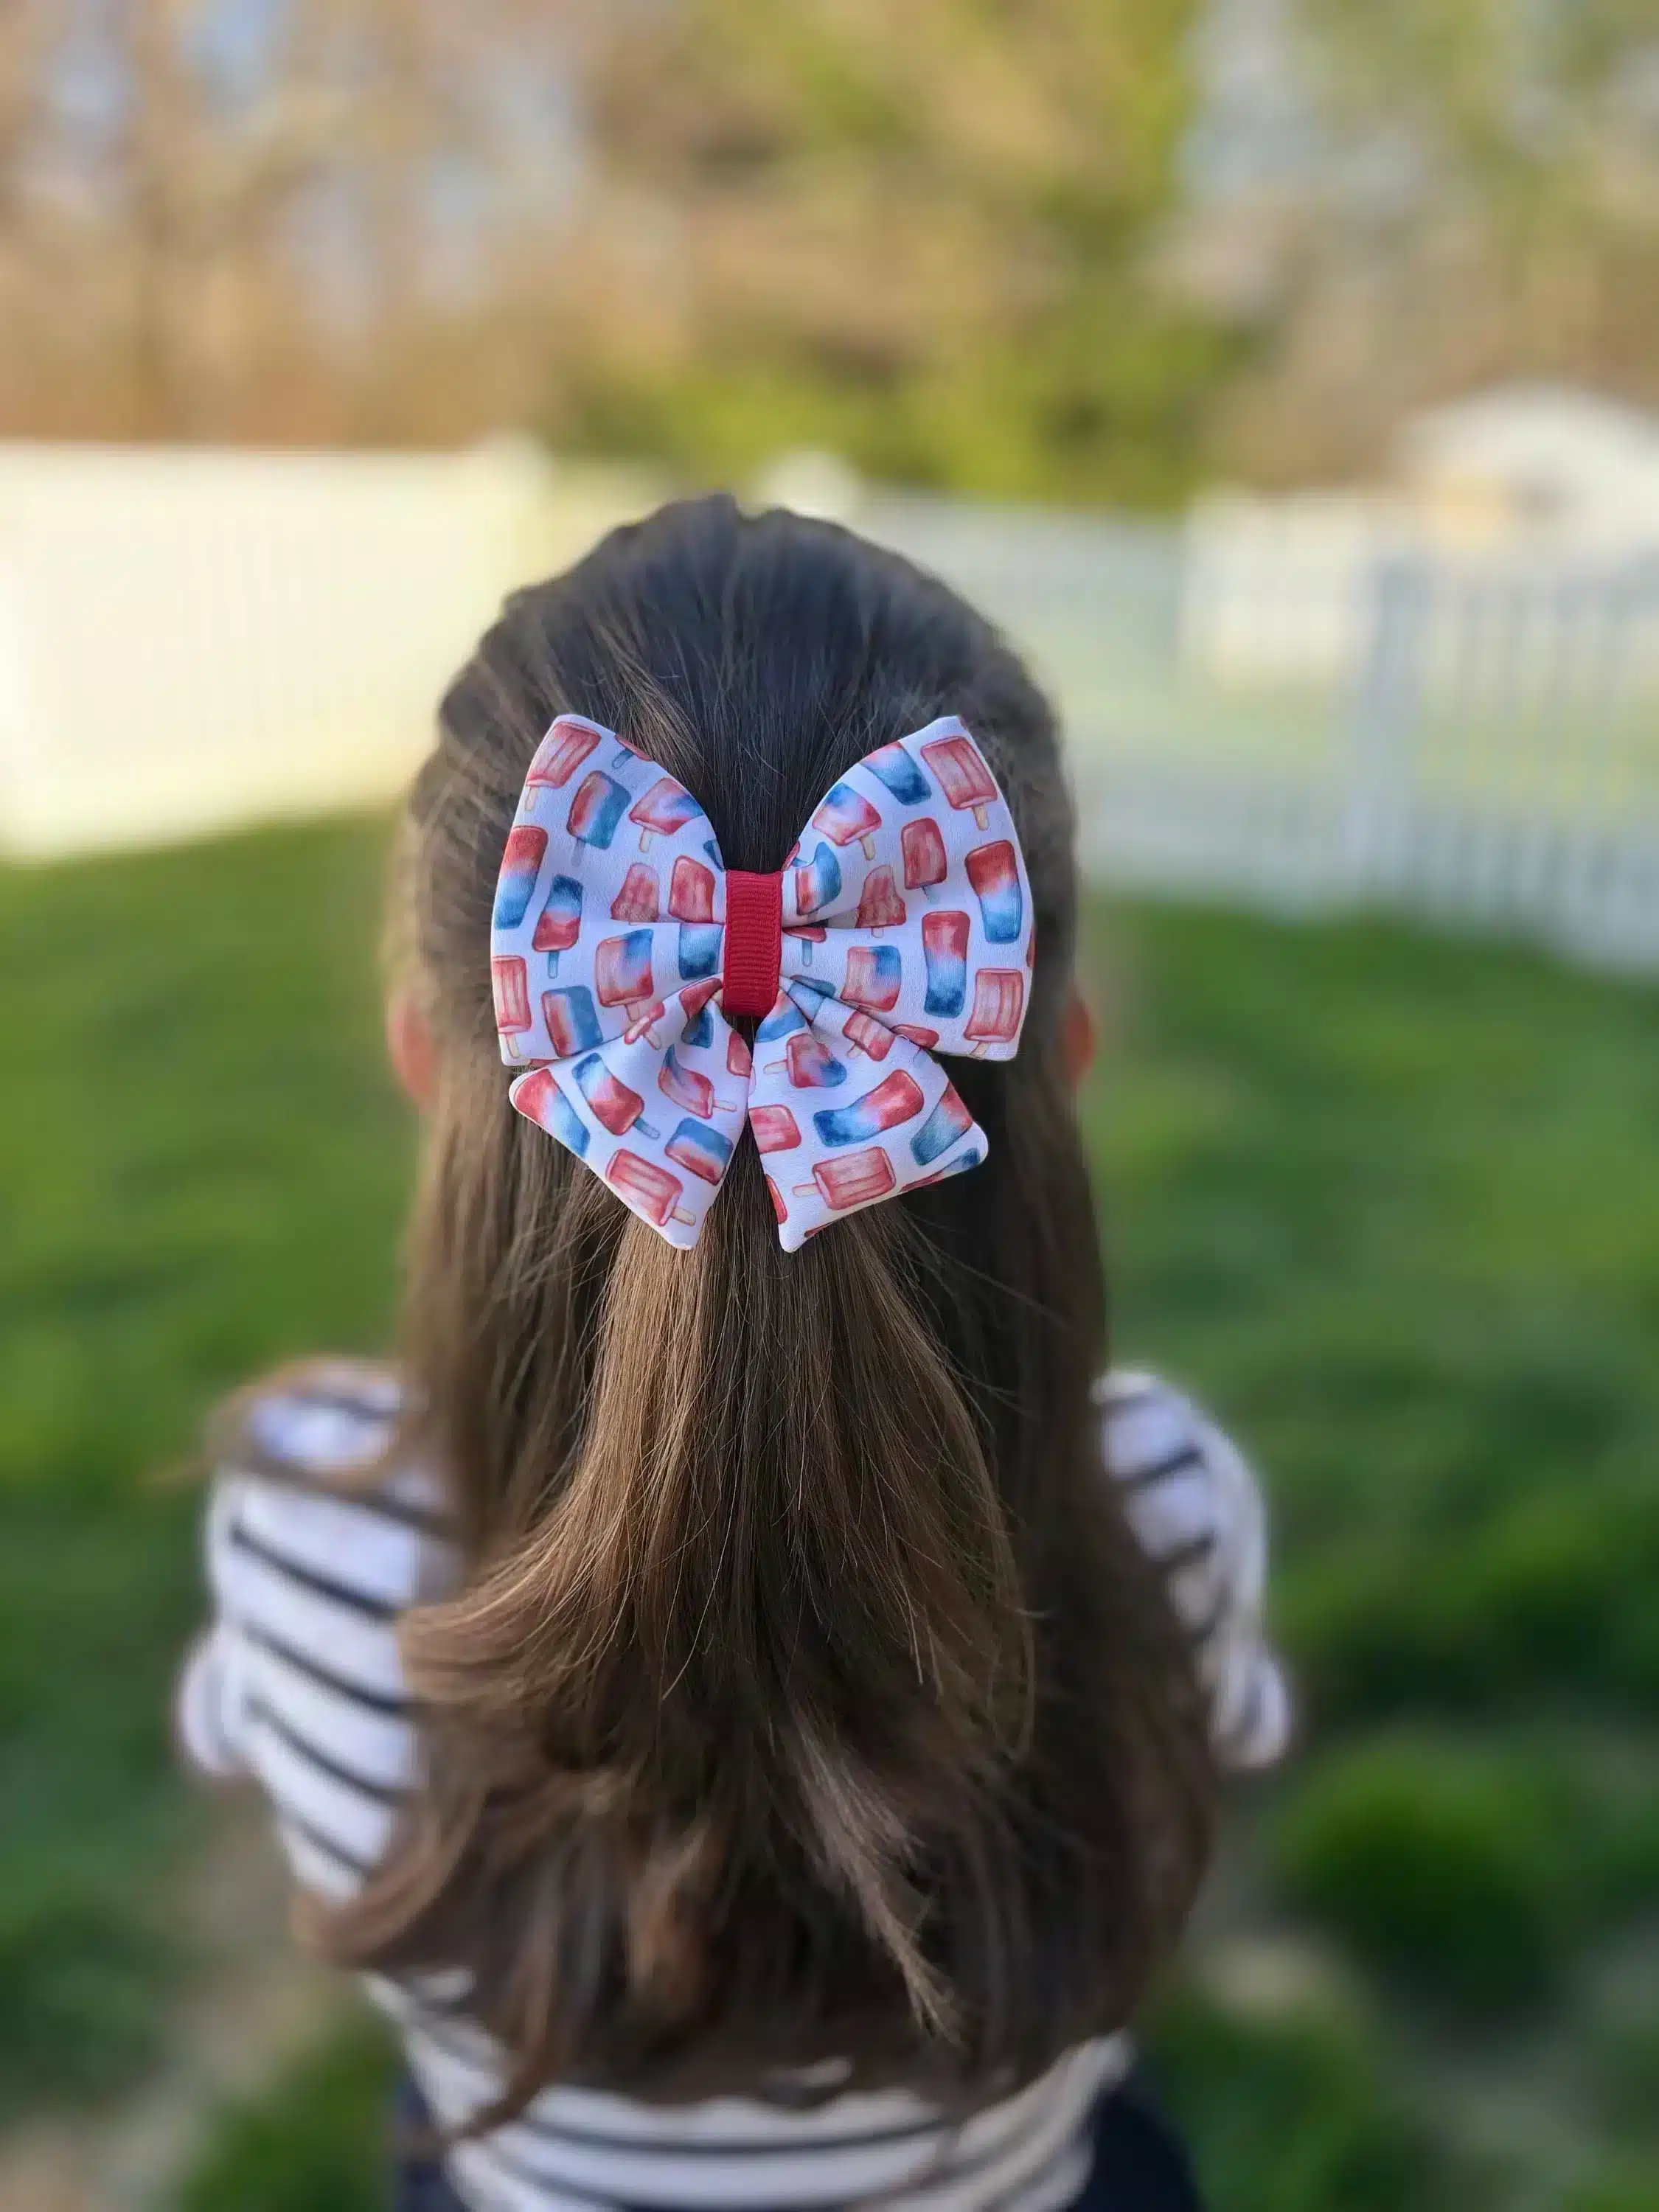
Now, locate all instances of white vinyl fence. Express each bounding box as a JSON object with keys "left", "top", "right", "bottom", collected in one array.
[
  {"left": 862, "top": 493, "right": 1659, "bottom": 972},
  {"left": 4, "top": 445, "right": 1659, "bottom": 974},
  {"left": 0, "top": 439, "right": 661, "bottom": 855}
]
